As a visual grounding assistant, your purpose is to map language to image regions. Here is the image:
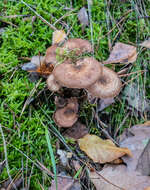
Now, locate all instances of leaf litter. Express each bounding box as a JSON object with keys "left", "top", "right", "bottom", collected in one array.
[{"left": 20, "top": 24, "right": 150, "bottom": 190}]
